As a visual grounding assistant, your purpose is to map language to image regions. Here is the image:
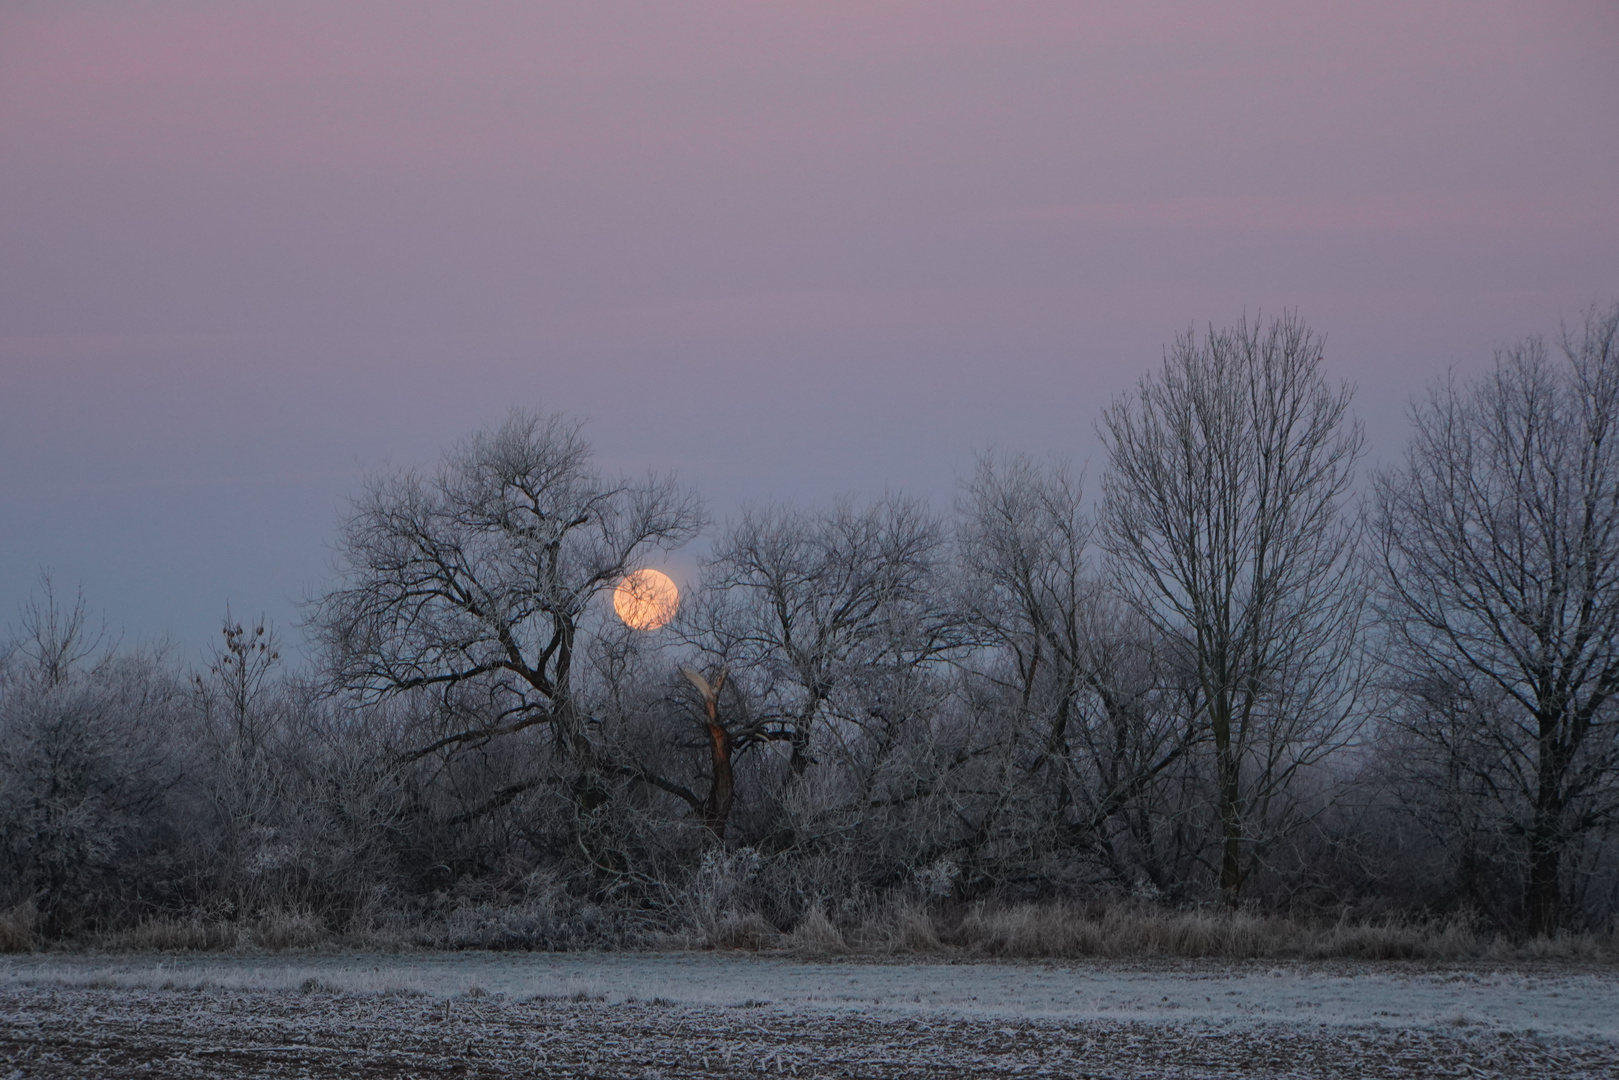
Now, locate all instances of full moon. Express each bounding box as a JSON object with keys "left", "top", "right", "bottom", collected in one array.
[{"left": 613, "top": 568, "right": 679, "bottom": 630}]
